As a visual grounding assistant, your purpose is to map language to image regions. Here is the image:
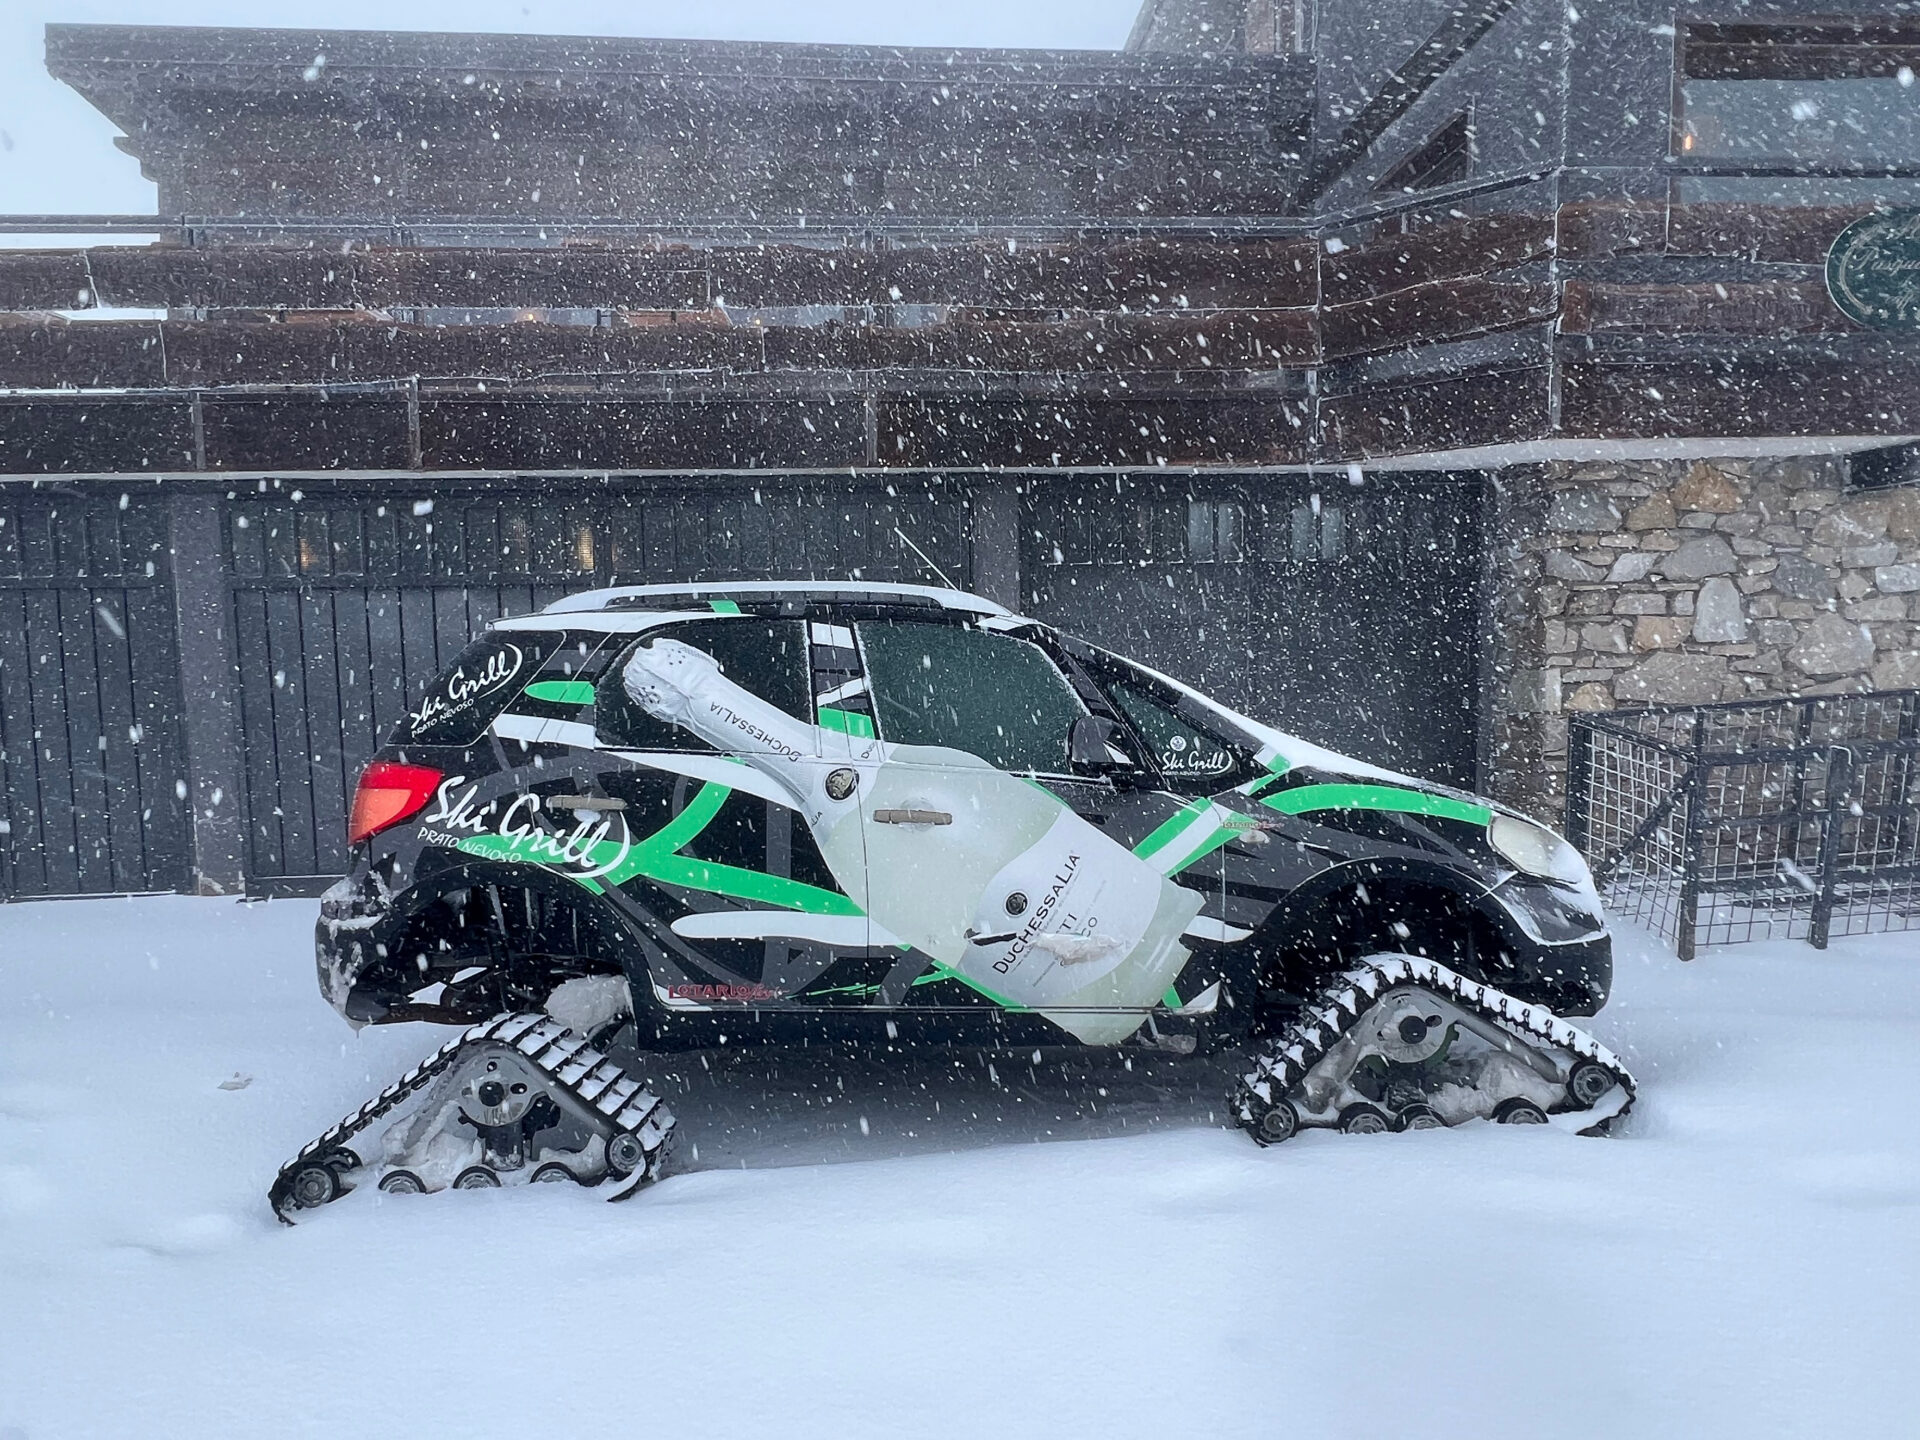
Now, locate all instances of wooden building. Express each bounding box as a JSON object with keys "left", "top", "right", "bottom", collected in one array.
[{"left": 3, "top": 0, "right": 1918, "bottom": 896}]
